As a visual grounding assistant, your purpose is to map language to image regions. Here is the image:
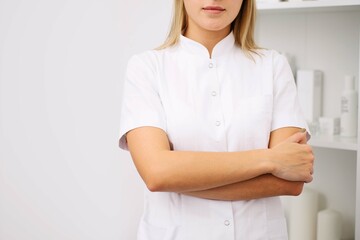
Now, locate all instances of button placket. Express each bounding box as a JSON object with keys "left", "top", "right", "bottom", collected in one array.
[{"left": 207, "top": 59, "right": 224, "bottom": 141}]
